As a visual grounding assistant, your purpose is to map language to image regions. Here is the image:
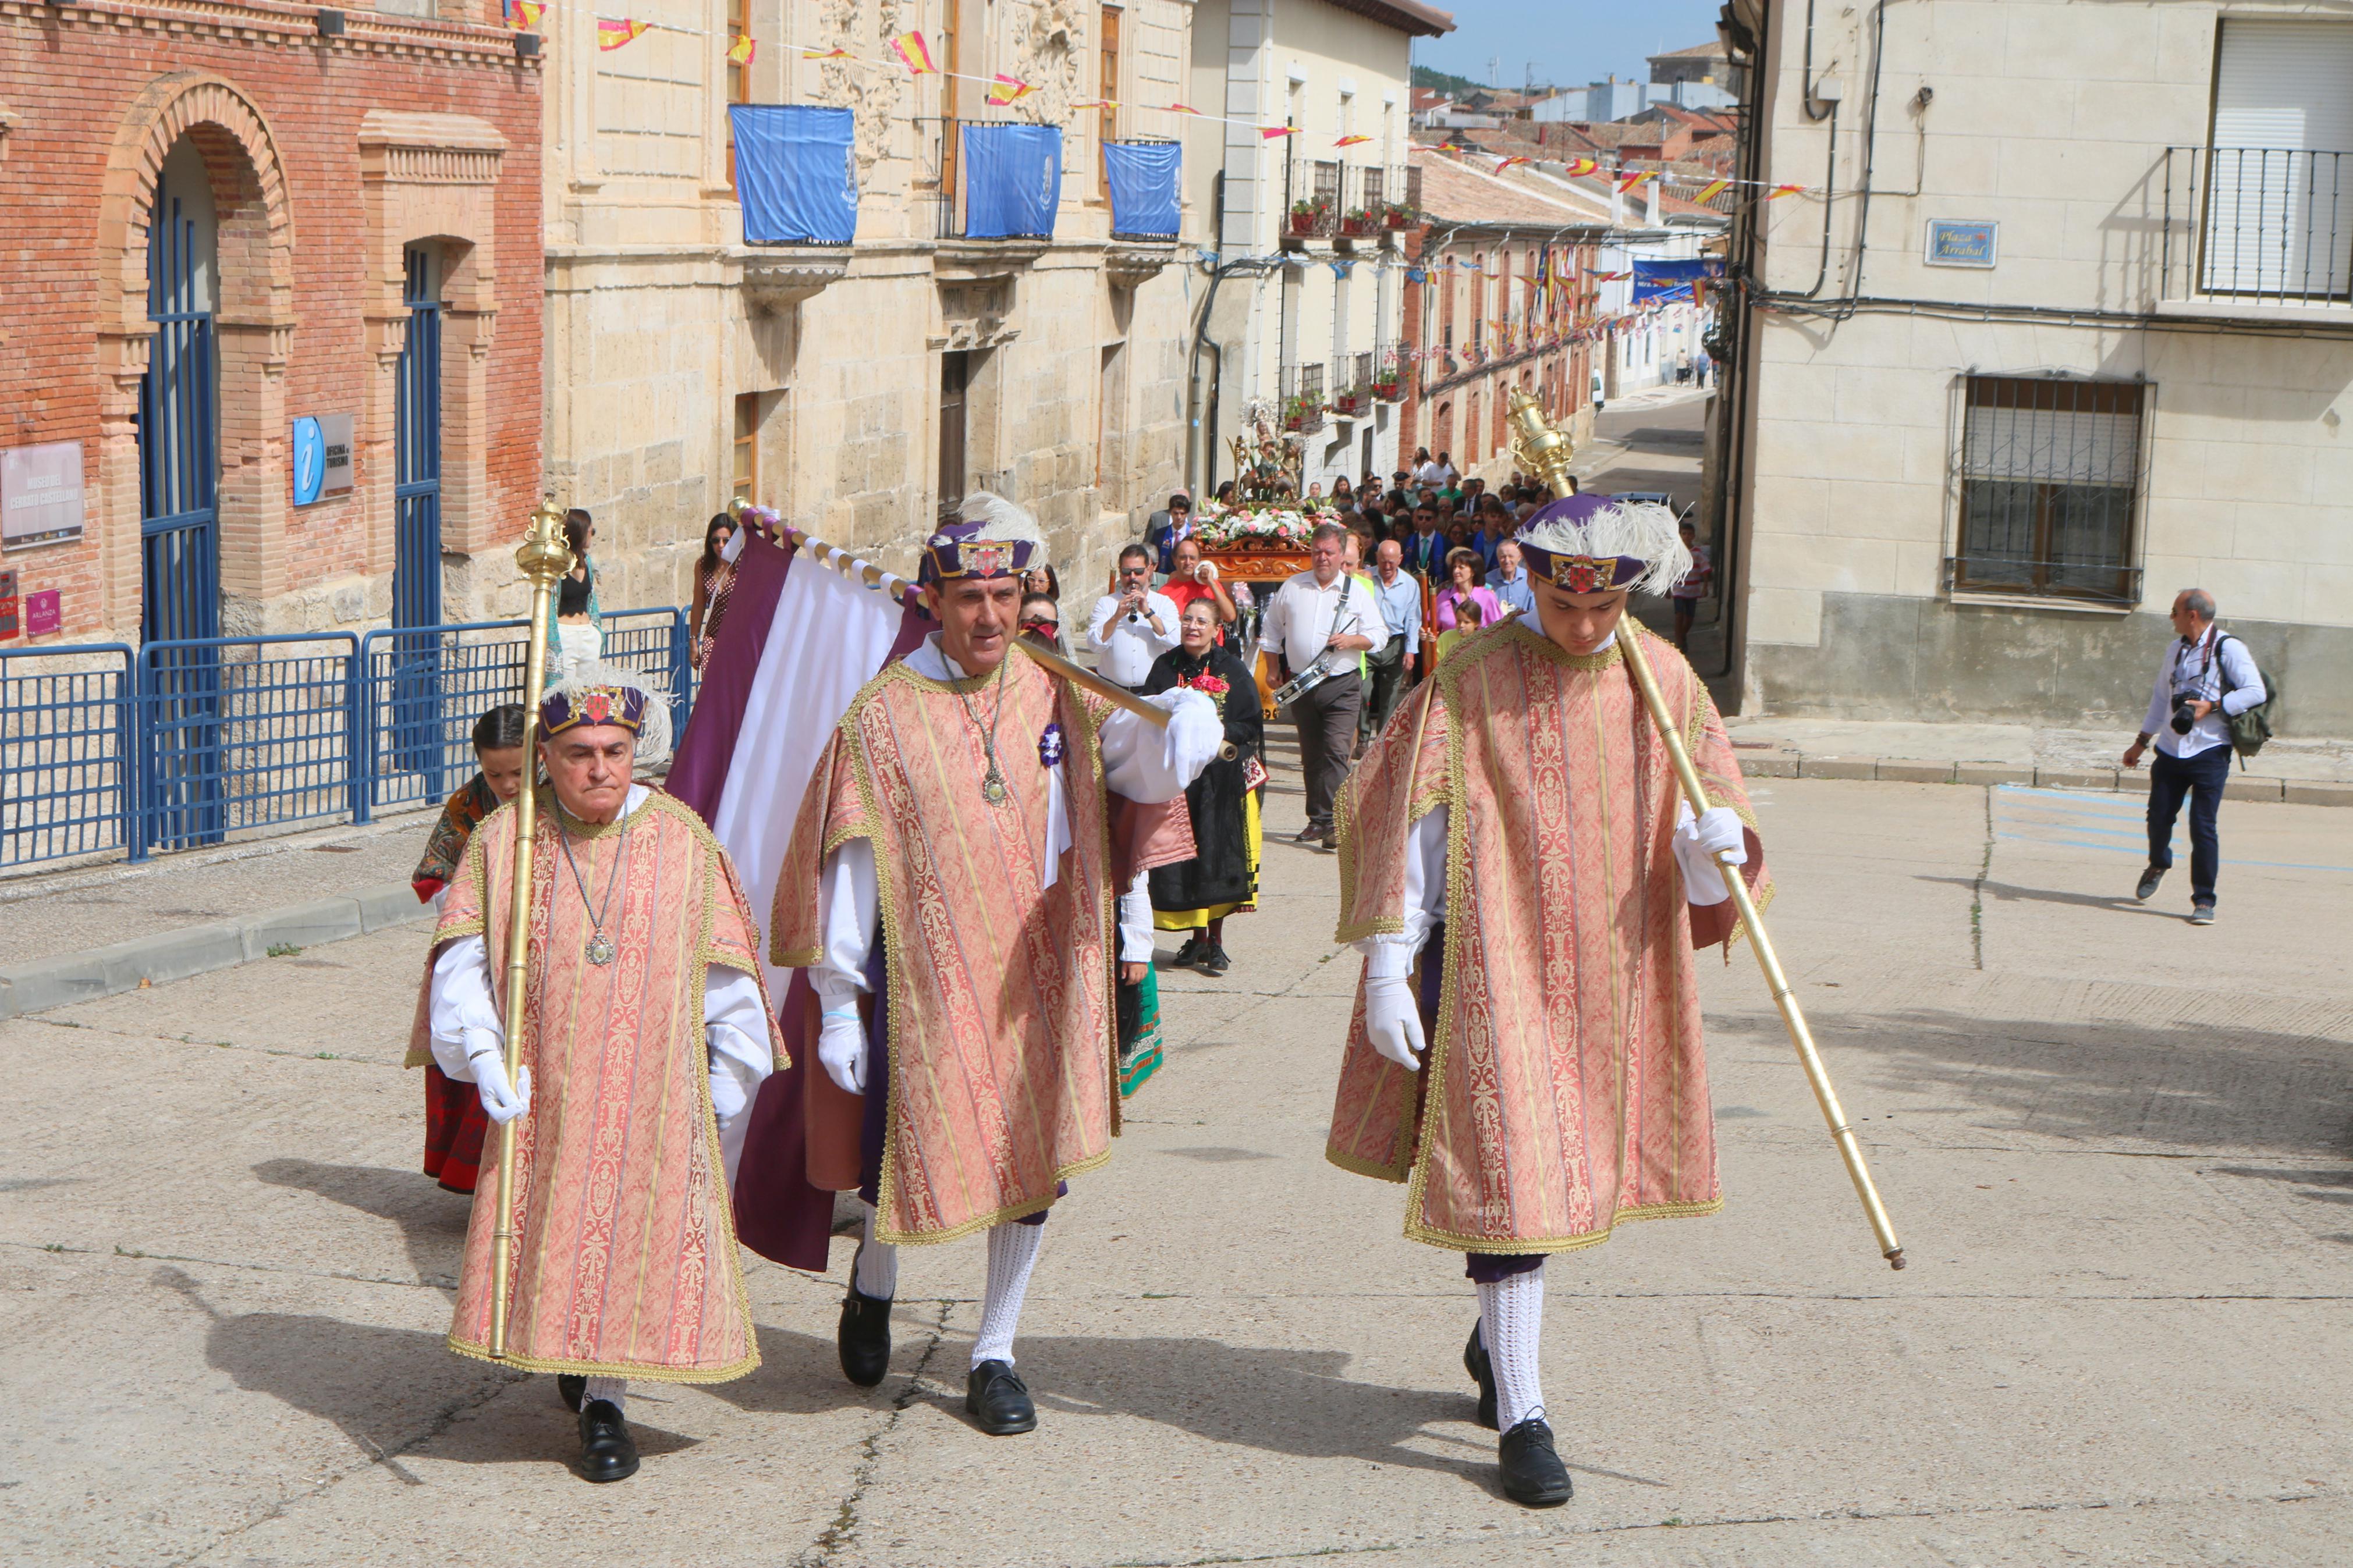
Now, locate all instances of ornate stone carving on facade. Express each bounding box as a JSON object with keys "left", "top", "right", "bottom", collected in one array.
[
  {"left": 1016, "top": 0, "right": 1087, "bottom": 126},
  {"left": 739, "top": 248, "right": 852, "bottom": 312},
  {"left": 1105, "top": 241, "right": 1176, "bottom": 290},
  {"left": 817, "top": 0, "right": 902, "bottom": 179},
  {"left": 931, "top": 279, "right": 1022, "bottom": 351}
]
